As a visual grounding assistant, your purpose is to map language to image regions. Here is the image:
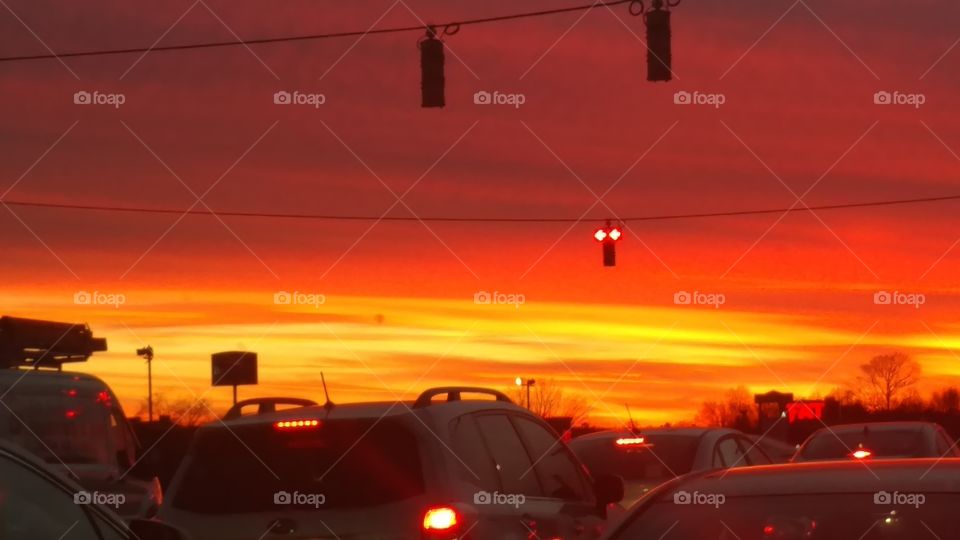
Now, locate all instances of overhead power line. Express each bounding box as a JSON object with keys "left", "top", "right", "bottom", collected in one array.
[
  {"left": 4, "top": 193, "right": 960, "bottom": 223},
  {"left": 0, "top": 0, "right": 634, "bottom": 63}
]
